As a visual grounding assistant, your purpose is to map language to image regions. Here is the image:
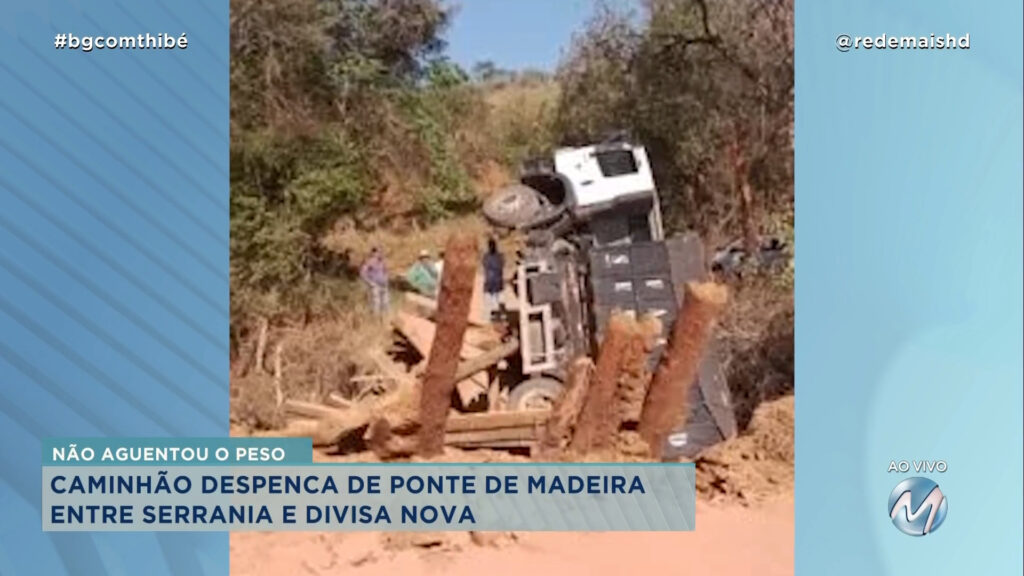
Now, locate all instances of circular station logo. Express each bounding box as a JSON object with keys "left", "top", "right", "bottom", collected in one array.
[{"left": 888, "top": 477, "right": 948, "bottom": 536}]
